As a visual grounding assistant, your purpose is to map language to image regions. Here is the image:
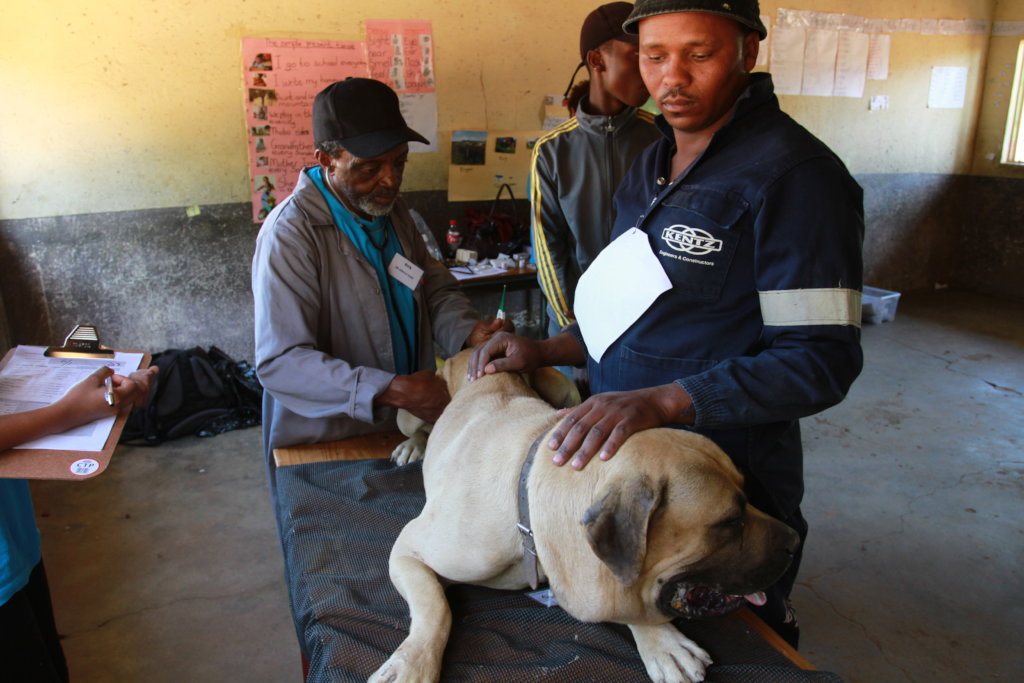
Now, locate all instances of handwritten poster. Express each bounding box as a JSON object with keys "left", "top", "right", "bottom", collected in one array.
[
  {"left": 241, "top": 38, "right": 370, "bottom": 222},
  {"left": 365, "top": 20, "right": 440, "bottom": 155},
  {"left": 365, "top": 19, "right": 436, "bottom": 93}
]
